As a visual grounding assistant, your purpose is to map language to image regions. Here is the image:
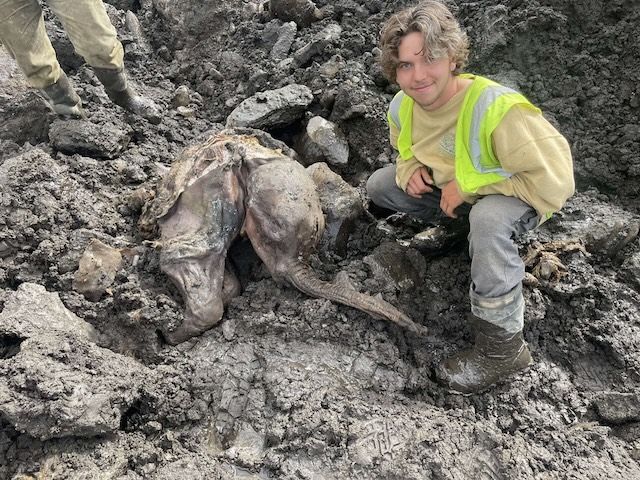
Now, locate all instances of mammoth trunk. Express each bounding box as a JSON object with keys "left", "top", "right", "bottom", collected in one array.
[{"left": 283, "top": 263, "right": 427, "bottom": 335}]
